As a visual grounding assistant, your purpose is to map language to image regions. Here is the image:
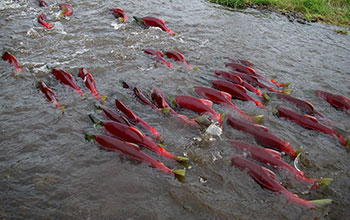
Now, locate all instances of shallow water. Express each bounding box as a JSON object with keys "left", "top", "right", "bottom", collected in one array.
[{"left": 1, "top": 0, "right": 350, "bottom": 219}]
